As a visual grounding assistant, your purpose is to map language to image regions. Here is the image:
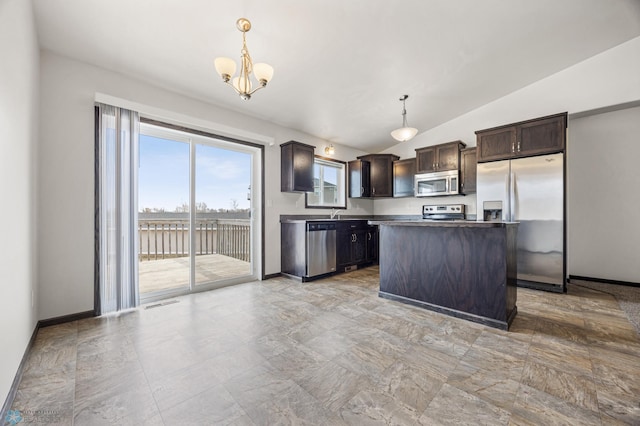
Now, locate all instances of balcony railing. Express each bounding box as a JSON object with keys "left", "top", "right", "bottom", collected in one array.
[{"left": 138, "top": 218, "right": 250, "bottom": 262}]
